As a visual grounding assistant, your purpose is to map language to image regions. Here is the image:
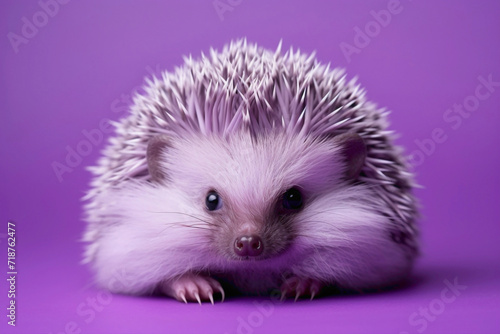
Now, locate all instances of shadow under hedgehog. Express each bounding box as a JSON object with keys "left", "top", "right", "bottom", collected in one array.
[{"left": 82, "top": 39, "right": 419, "bottom": 303}]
